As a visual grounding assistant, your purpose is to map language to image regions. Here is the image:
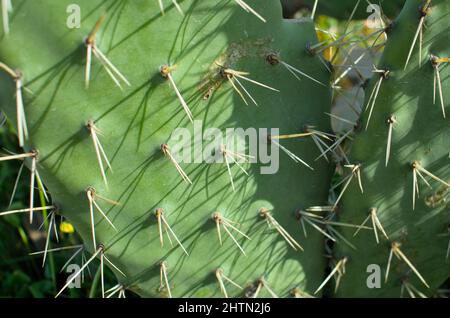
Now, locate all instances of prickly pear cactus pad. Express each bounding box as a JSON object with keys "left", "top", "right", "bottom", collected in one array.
[
  {"left": 0, "top": 0, "right": 333, "bottom": 297},
  {"left": 333, "top": 0, "right": 450, "bottom": 297},
  {"left": 301, "top": 0, "right": 406, "bottom": 20}
]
